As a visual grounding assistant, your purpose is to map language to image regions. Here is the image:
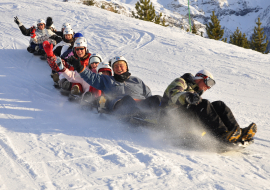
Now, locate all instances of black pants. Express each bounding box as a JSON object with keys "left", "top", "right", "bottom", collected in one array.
[
  {"left": 188, "top": 99, "right": 240, "bottom": 137},
  {"left": 113, "top": 95, "right": 162, "bottom": 116}
]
